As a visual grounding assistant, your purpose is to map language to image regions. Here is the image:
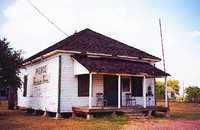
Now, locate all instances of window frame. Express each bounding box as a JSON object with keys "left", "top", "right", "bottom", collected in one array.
[
  {"left": 23, "top": 75, "right": 28, "bottom": 97},
  {"left": 131, "top": 77, "right": 143, "bottom": 97},
  {"left": 78, "top": 74, "right": 89, "bottom": 97},
  {"left": 121, "top": 77, "right": 131, "bottom": 92}
]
